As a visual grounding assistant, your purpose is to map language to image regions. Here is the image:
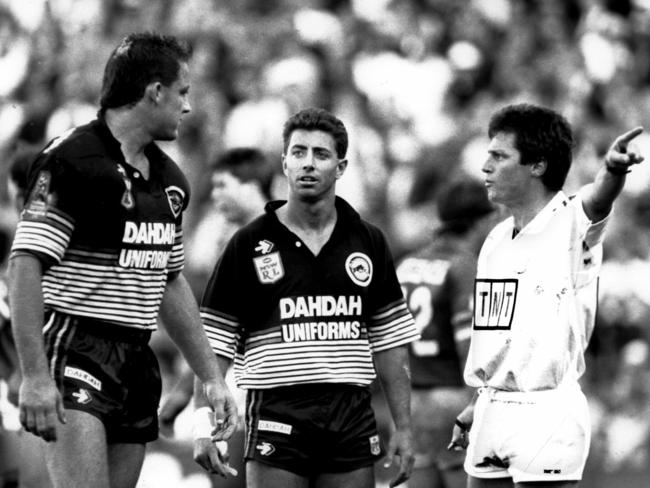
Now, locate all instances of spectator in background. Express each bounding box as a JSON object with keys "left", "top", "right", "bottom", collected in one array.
[
  {"left": 395, "top": 178, "right": 495, "bottom": 488},
  {"left": 185, "top": 147, "right": 274, "bottom": 296}
]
